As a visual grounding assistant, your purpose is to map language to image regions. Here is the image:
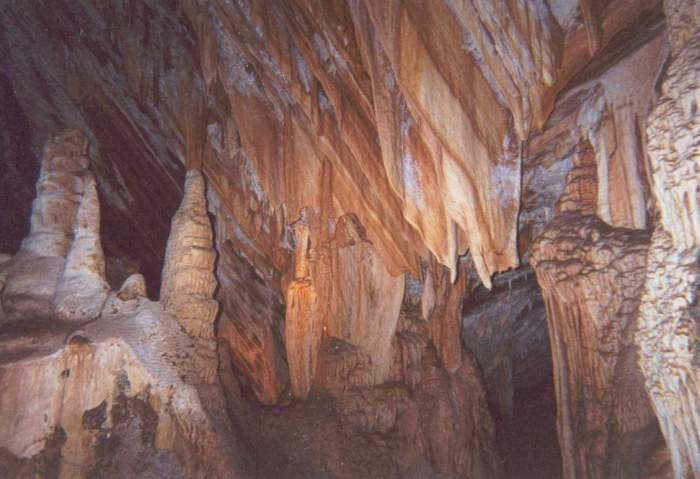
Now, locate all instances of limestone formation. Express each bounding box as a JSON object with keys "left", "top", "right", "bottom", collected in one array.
[
  {"left": 1, "top": 130, "right": 90, "bottom": 322},
  {"left": 161, "top": 169, "right": 219, "bottom": 341},
  {"left": 313, "top": 214, "right": 405, "bottom": 384},
  {"left": 0, "top": 297, "right": 245, "bottom": 479},
  {"left": 637, "top": 1, "right": 700, "bottom": 476},
  {"left": 531, "top": 142, "right": 662, "bottom": 478},
  {"left": 1, "top": 0, "right": 698, "bottom": 477},
  {"left": 0, "top": 137, "right": 247, "bottom": 478},
  {"left": 315, "top": 292, "right": 504, "bottom": 478},
  {"left": 285, "top": 218, "right": 322, "bottom": 399},
  {"left": 53, "top": 174, "right": 109, "bottom": 322},
  {"left": 116, "top": 273, "right": 147, "bottom": 301}
]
